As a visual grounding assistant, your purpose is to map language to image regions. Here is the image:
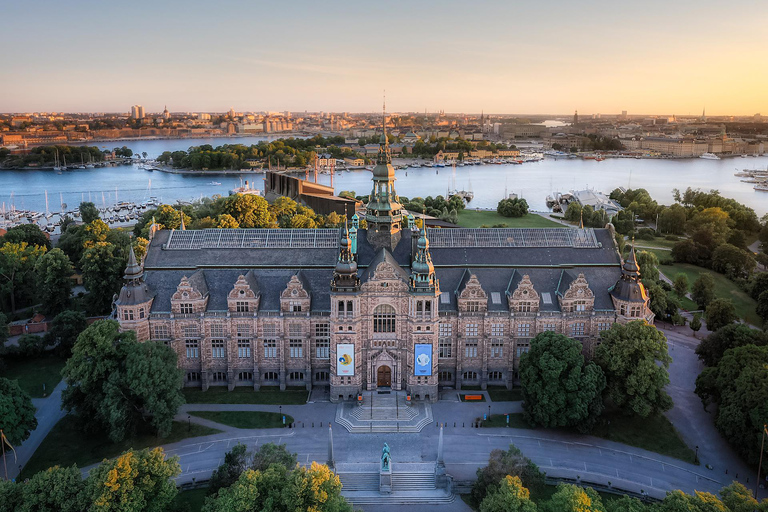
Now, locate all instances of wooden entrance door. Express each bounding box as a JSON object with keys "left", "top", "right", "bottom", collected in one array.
[{"left": 377, "top": 365, "right": 392, "bottom": 387}]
